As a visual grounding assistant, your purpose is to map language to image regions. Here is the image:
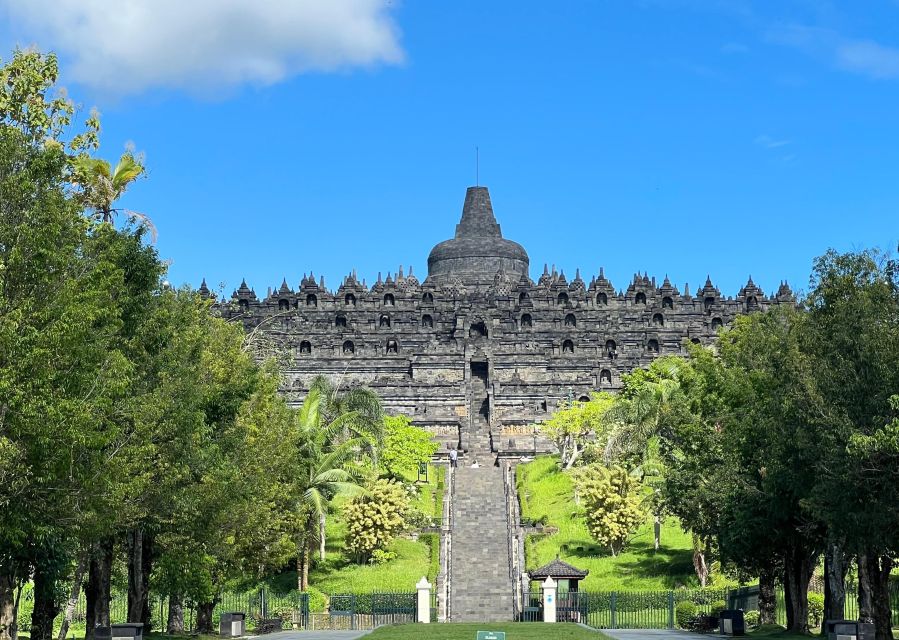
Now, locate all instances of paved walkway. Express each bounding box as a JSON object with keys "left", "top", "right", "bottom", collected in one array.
[
  {"left": 260, "top": 631, "right": 370, "bottom": 640},
  {"left": 602, "top": 630, "right": 722, "bottom": 640}
]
